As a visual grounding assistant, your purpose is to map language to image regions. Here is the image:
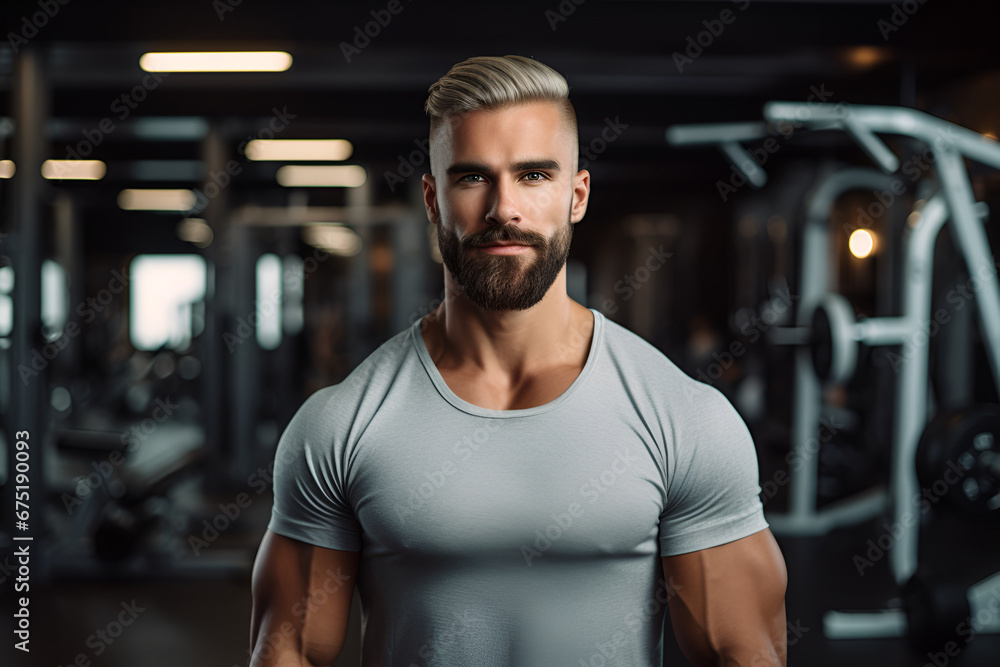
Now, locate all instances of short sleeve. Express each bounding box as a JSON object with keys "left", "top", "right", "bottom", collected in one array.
[
  {"left": 658, "top": 383, "right": 768, "bottom": 556},
  {"left": 266, "top": 387, "right": 363, "bottom": 551}
]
